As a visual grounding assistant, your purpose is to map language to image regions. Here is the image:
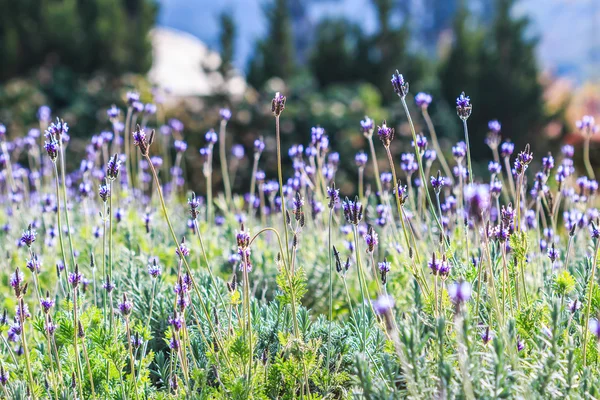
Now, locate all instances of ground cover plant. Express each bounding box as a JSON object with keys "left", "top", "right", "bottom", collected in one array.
[{"left": 0, "top": 72, "right": 600, "bottom": 399}]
